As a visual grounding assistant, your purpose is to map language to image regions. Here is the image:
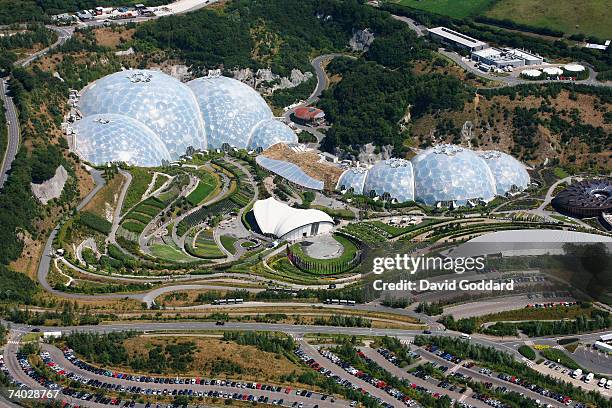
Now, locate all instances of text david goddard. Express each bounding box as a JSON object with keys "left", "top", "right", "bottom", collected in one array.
[{"left": 372, "top": 279, "right": 514, "bottom": 292}]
